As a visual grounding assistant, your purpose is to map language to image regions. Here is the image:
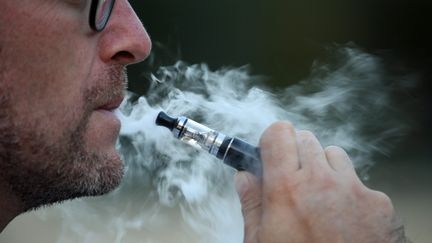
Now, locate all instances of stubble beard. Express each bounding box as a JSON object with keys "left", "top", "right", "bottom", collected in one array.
[{"left": 0, "top": 66, "right": 126, "bottom": 212}]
